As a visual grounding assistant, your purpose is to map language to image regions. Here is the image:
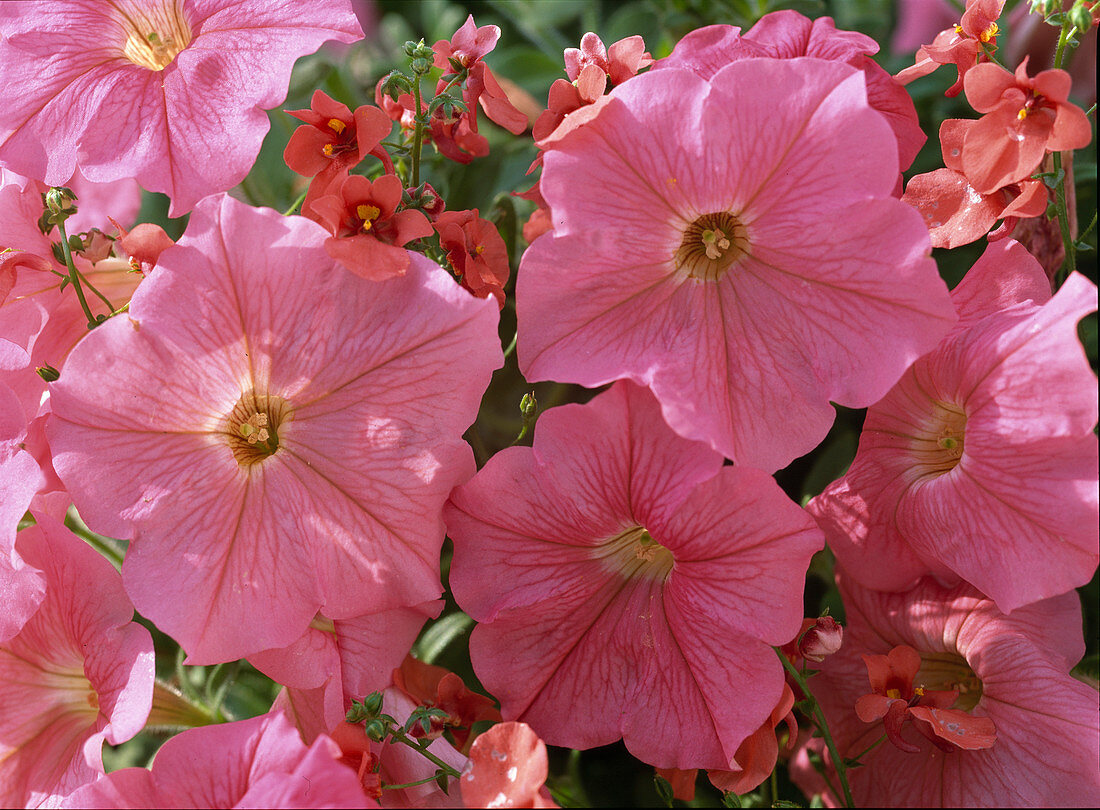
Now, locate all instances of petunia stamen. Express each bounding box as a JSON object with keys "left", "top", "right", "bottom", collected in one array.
[{"left": 117, "top": 1, "right": 192, "bottom": 71}]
